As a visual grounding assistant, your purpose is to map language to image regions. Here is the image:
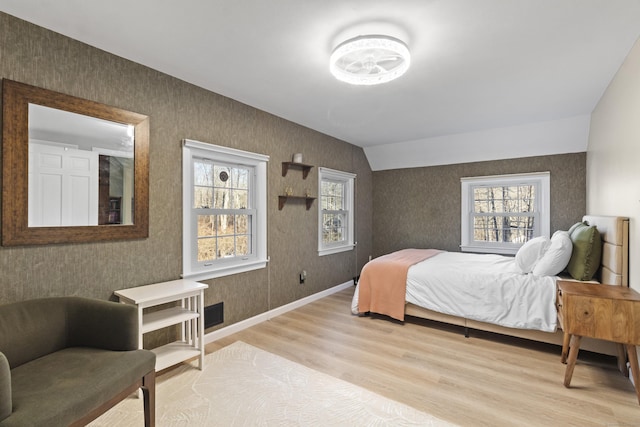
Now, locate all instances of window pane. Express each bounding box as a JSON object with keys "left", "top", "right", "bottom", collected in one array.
[
  {"left": 198, "top": 237, "right": 216, "bottom": 262},
  {"left": 474, "top": 187, "right": 488, "bottom": 199},
  {"left": 194, "top": 186, "right": 213, "bottom": 209},
  {"left": 323, "top": 196, "right": 331, "bottom": 210},
  {"left": 214, "top": 165, "right": 231, "bottom": 188},
  {"left": 234, "top": 189, "right": 248, "bottom": 209},
  {"left": 234, "top": 168, "right": 249, "bottom": 190},
  {"left": 236, "top": 235, "right": 250, "bottom": 256},
  {"left": 236, "top": 215, "right": 249, "bottom": 234},
  {"left": 474, "top": 185, "right": 539, "bottom": 214},
  {"left": 197, "top": 215, "right": 216, "bottom": 237},
  {"left": 520, "top": 185, "right": 535, "bottom": 212},
  {"left": 323, "top": 213, "right": 345, "bottom": 244},
  {"left": 471, "top": 182, "right": 537, "bottom": 245},
  {"left": 192, "top": 192, "right": 253, "bottom": 264},
  {"left": 333, "top": 183, "right": 343, "bottom": 198},
  {"left": 474, "top": 200, "right": 488, "bottom": 213},
  {"left": 472, "top": 215, "right": 535, "bottom": 244},
  {"left": 214, "top": 188, "right": 231, "bottom": 209},
  {"left": 334, "top": 194, "right": 343, "bottom": 210},
  {"left": 323, "top": 194, "right": 344, "bottom": 211},
  {"left": 194, "top": 214, "right": 253, "bottom": 262},
  {"left": 321, "top": 181, "right": 344, "bottom": 210},
  {"left": 194, "top": 161, "right": 214, "bottom": 186},
  {"left": 216, "top": 215, "right": 234, "bottom": 236},
  {"left": 218, "top": 236, "right": 235, "bottom": 258}
]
